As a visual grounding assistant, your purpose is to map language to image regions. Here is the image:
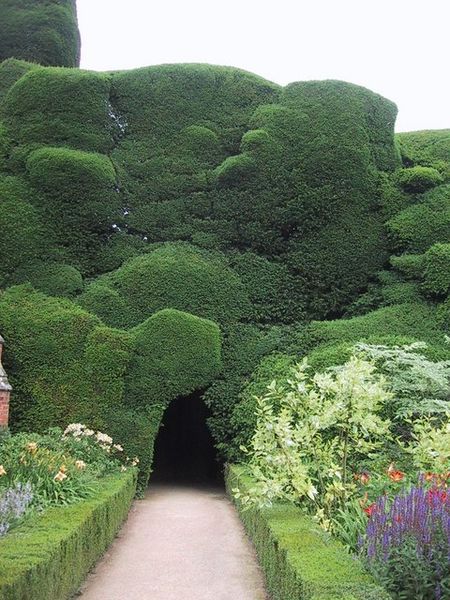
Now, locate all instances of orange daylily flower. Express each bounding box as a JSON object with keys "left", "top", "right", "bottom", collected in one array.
[
  {"left": 354, "top": 472, "right": 370, "bottom": 485},
  {"left": 54, "top": 470, "right": 67, "bottom": 482},
  {"left": 387, "top": 463, "right": 405, "bottom": 482}
]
